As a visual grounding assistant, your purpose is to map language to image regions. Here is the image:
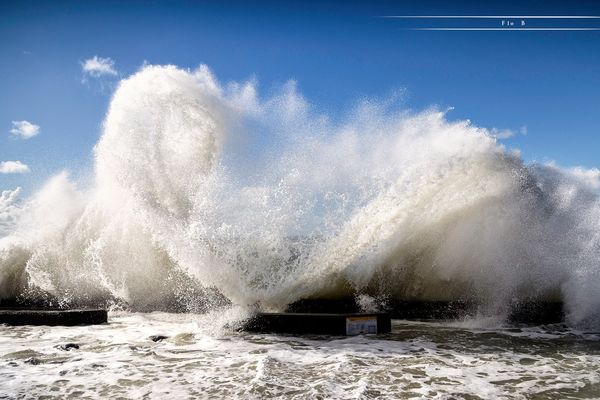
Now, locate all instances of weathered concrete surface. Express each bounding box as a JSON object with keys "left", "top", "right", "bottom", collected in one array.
[
  {"left": 286, "top": 298, "right": 565, "bottom": 324},
  {"left": 243, "top": 312, "right": 391, "bottom": 335},
  {"left": 0, "top": 309, "right": 107, "bottom": 326}
]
